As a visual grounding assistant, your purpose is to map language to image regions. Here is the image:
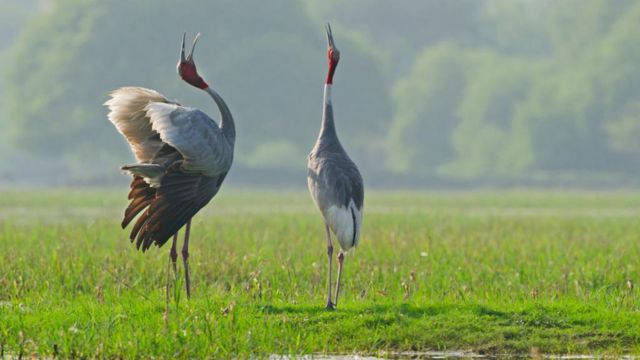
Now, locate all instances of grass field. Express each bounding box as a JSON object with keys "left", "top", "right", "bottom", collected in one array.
[{"left": 2, "top": 189, "right": 640, "bottom": 358}]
